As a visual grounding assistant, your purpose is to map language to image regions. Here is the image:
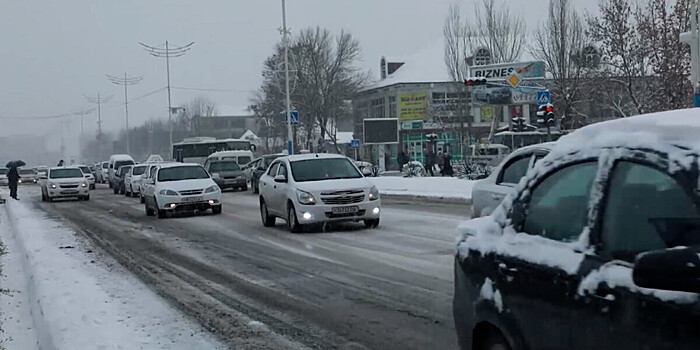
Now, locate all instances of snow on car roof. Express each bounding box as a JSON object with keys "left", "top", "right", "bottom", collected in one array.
[
  {"left": 157, "top": 162, "right": 203, "bottom": 169},
  {"left": 49, "top": 166, "right": 81, "bottom": 171},
  {"left": 285, "top": 153, "right": 348, "bottom": 162},
  {"left": 110, "top": 154, "right": 133, "bottom": 160}
]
